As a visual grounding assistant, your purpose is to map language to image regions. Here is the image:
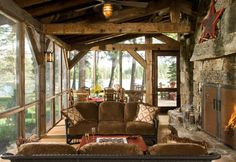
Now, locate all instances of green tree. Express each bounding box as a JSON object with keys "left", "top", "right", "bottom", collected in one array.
[{"left": 167, "top": 57, "right": 176, "bottom": 82}]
